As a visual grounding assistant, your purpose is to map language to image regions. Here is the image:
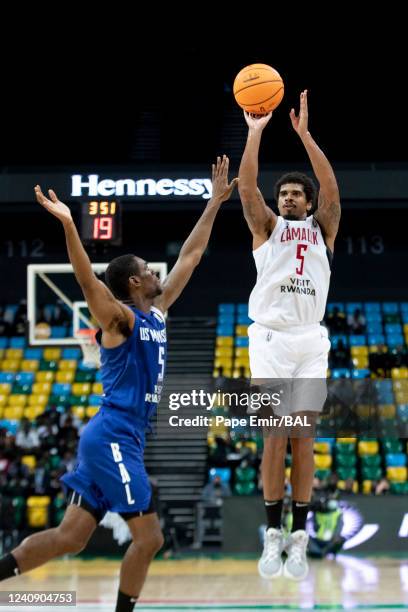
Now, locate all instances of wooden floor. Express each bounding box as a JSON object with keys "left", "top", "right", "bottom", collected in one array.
[{"left": 1, "top": 556, "right": 407, "bottom": 611}]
